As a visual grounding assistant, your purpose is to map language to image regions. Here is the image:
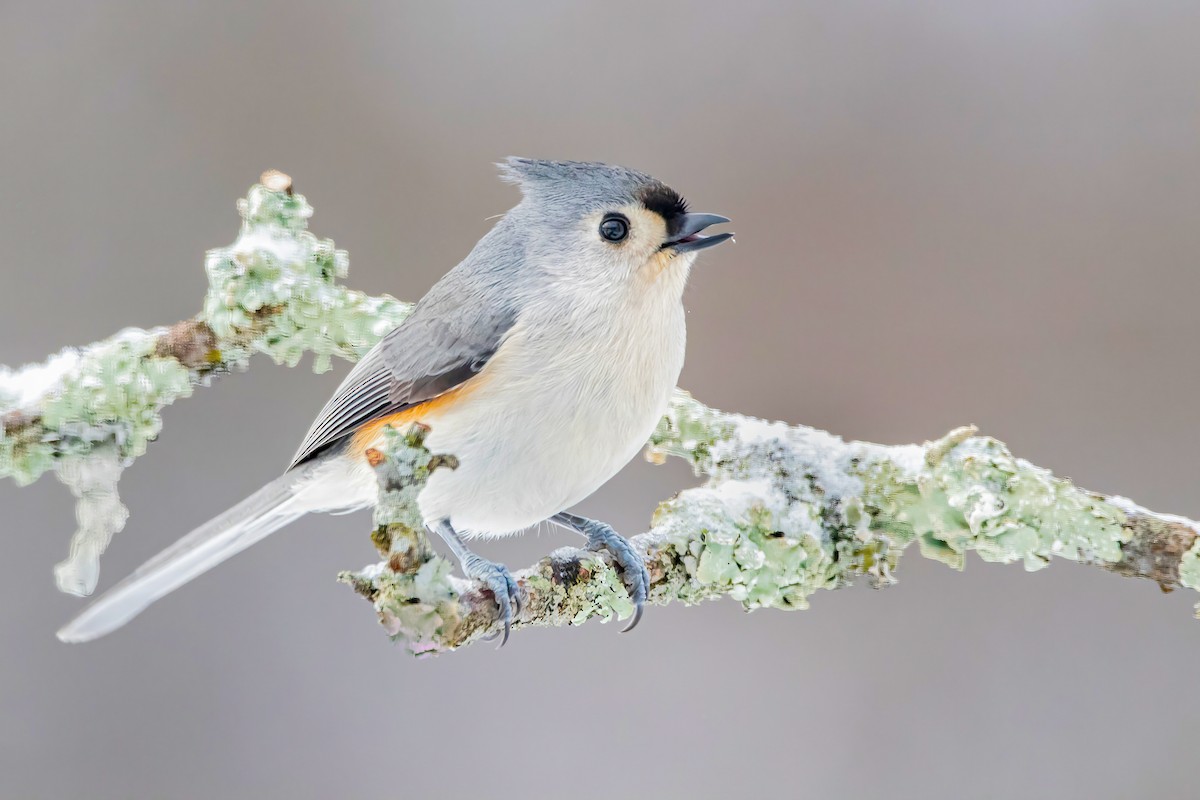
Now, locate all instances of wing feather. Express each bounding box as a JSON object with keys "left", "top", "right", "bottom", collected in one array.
[{"left": 287, "top": 304, "right": 516, "bottom": 469}]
